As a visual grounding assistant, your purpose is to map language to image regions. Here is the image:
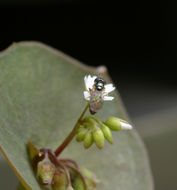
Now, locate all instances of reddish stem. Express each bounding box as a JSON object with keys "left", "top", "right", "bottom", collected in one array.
[
  {"left": 55, "top": 103, "right": 89, "bottom": 157},
  {"left": 58, "top": 162, "right": 72, "bottom": 186},
  {"left": 59, "top": 158, "right": 79, "bottom": 169}
]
